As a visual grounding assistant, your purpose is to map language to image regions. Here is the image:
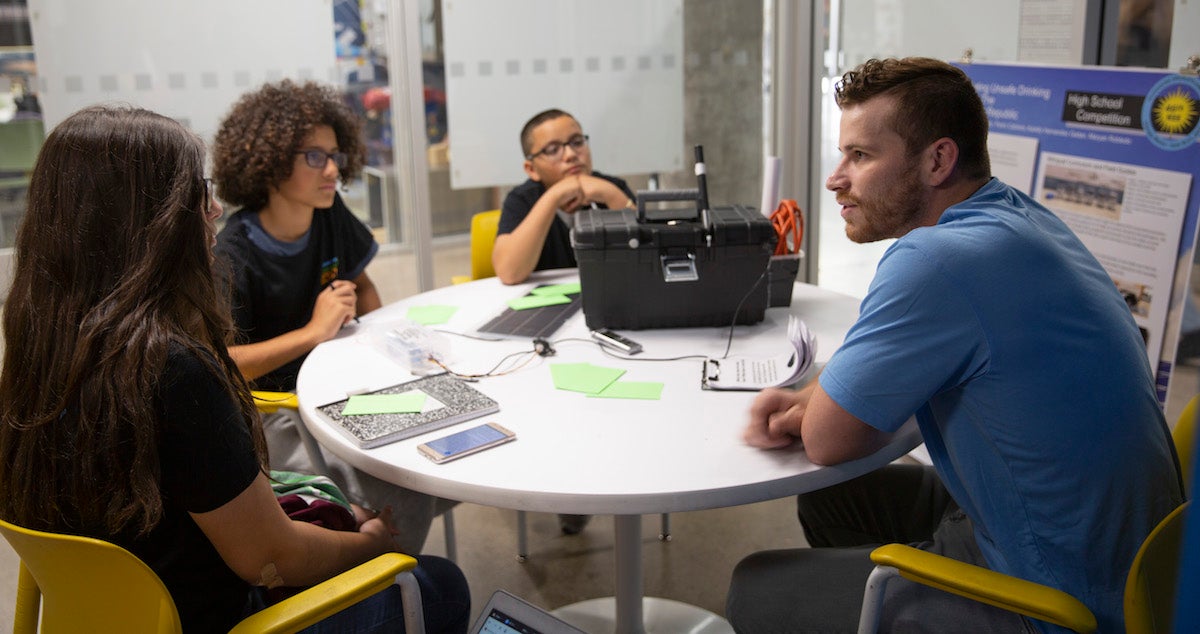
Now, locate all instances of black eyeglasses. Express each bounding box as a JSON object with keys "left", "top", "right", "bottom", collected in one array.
[
  {"left": 296, "top": 149, "right": 348, "bottom": 169},
  {"left": 526, "top": 134, "right": 589, "bottom": 161}
]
